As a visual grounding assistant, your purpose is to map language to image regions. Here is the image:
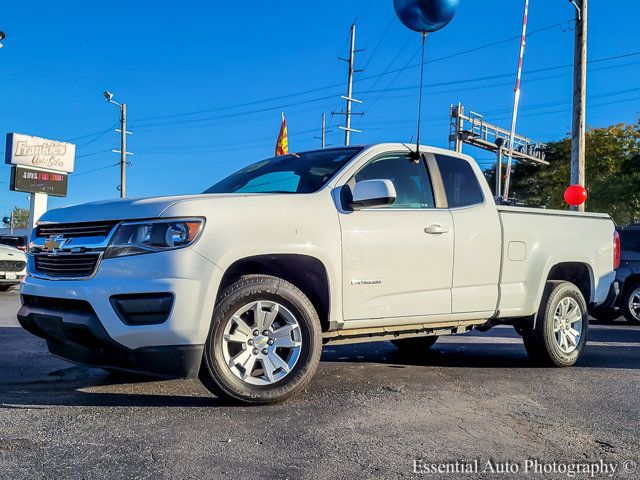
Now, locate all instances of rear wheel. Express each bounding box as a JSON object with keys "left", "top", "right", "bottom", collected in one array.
[
  {"left": 391, "top": 335, "right": 438, "bottom": 353},
  {"left": 523, "top": 281, "right": 588, "bottom": 367},
  {"left": 199, "top": 275, "right": 322, "bottom": 405},
  {"left": 0, "top": 285, "right": 14, "bottom": 292},
  {"left": 622, "top": 284, "right": 640, "bottom": 325}
]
